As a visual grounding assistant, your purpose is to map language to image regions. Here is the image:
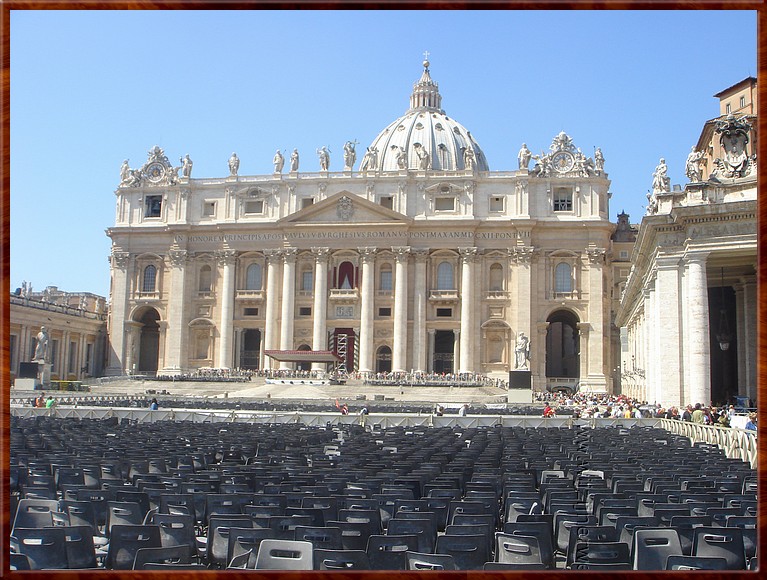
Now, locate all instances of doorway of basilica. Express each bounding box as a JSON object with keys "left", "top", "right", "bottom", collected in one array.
[
  {"left": 241, "top": 329, "right": 261, "bottom": 370},
  {"left": 545, "top": 310, "right": 580, "bottom": 386},
  {"left": 433, "top": 330, "right": 454, "bottom": 374},
  {"left": 137, "top": 308, "right": 160, "bottom": 373}
]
